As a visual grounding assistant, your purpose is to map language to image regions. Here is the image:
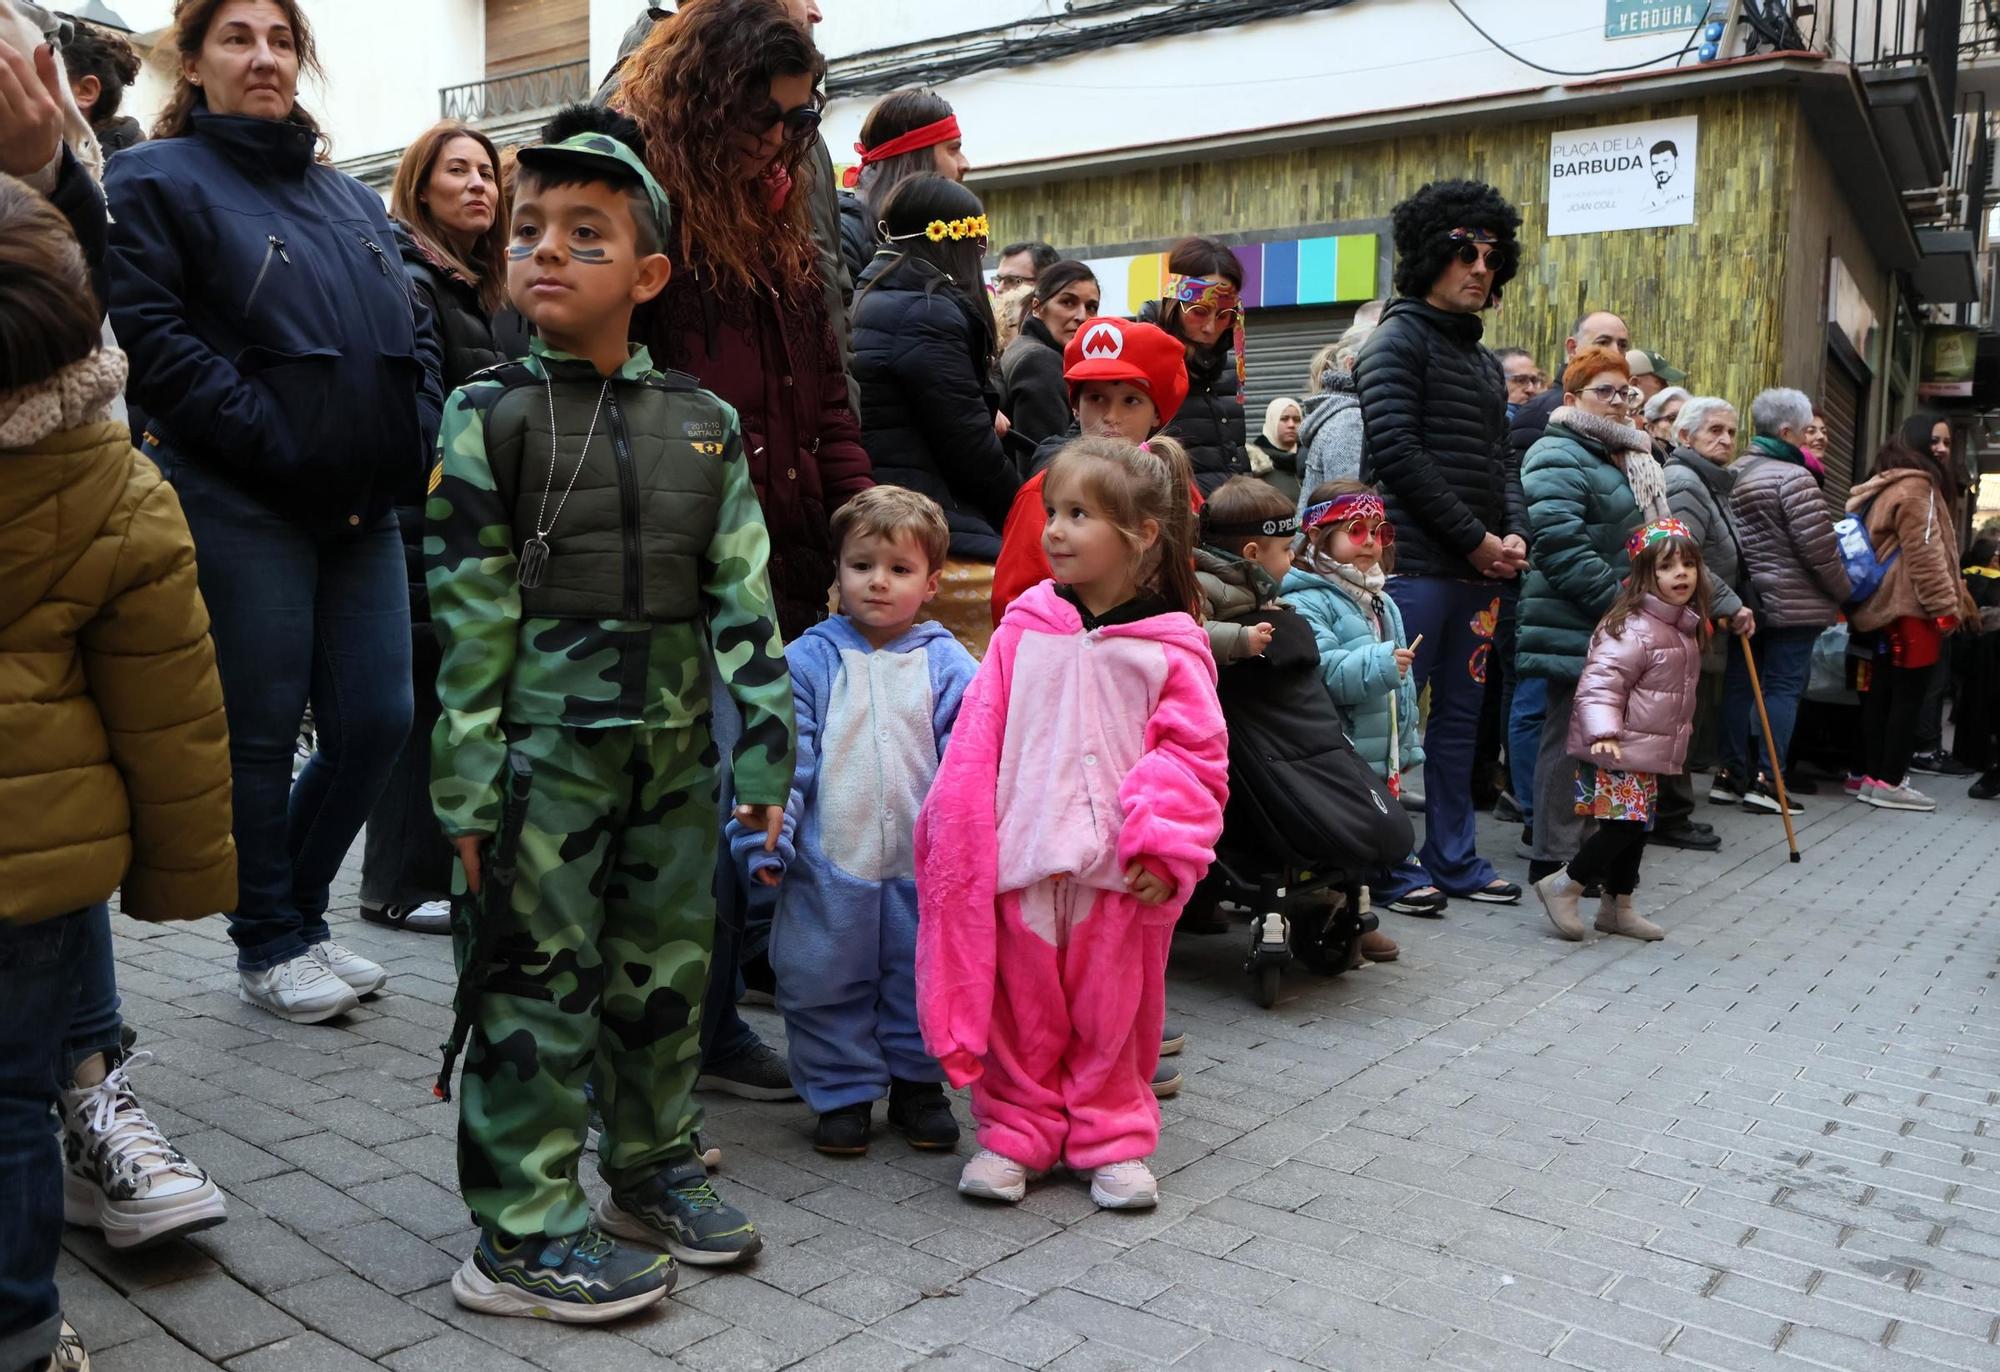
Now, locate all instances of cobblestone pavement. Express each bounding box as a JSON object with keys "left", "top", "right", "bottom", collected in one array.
[{"left": 62, "top": 778, "right": 2000, "bottom": 1371}]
